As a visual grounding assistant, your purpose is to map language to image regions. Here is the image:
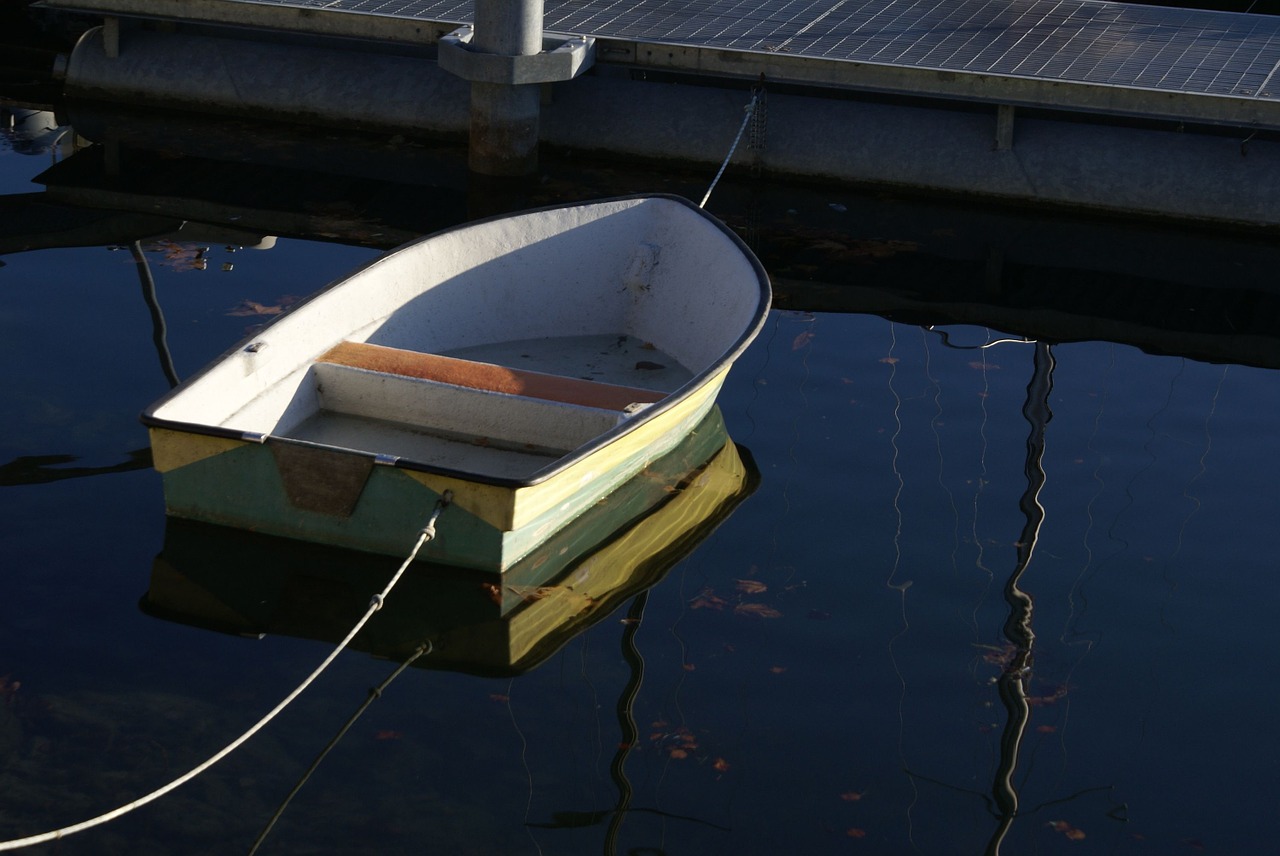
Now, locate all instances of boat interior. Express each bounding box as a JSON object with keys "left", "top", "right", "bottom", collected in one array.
[
  {"left": 277, "top": 335, "right": 691, "bottom": 478},
  {"left": 146, "top": 197, "right": 763, "bottom": 481}
]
